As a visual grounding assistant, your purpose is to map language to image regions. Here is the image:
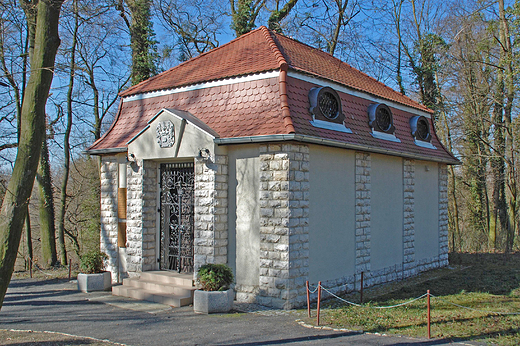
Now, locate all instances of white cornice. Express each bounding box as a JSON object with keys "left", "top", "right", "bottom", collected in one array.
[
  {"left": 287, "top": 71, "right": 432, "bottom": 119},
  {"left": 122, "top": 71, "right": 280, "bottom": 103},
  {"left": 123, "top": 69, "right": 431, "bottom": 120}
]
